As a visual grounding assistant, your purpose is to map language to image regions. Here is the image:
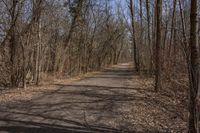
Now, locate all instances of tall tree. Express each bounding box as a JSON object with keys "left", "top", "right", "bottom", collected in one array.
[
  {"left": 32, "top": 0, "right": 43, "bottom": 85},
  {"left": 10, "top": 0, "right": 18, "bottom": 87},
  {"left": 139, "top": 0, "right": 143, "bottom": 56},
  {"left": 155, "top": 0, "right": 162, "bottom": 91},
  {"left": 188, "top": 0, "right": 199, "bottom": 132},
  {"left": 146, "top": 0, "right": 153, "bottom": 71},
  {"left": 129, "top": 0, "right": 140, "bottom": 72},
  {"left": 169, "top": 0, "right": 177, "bottom": 57}
]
